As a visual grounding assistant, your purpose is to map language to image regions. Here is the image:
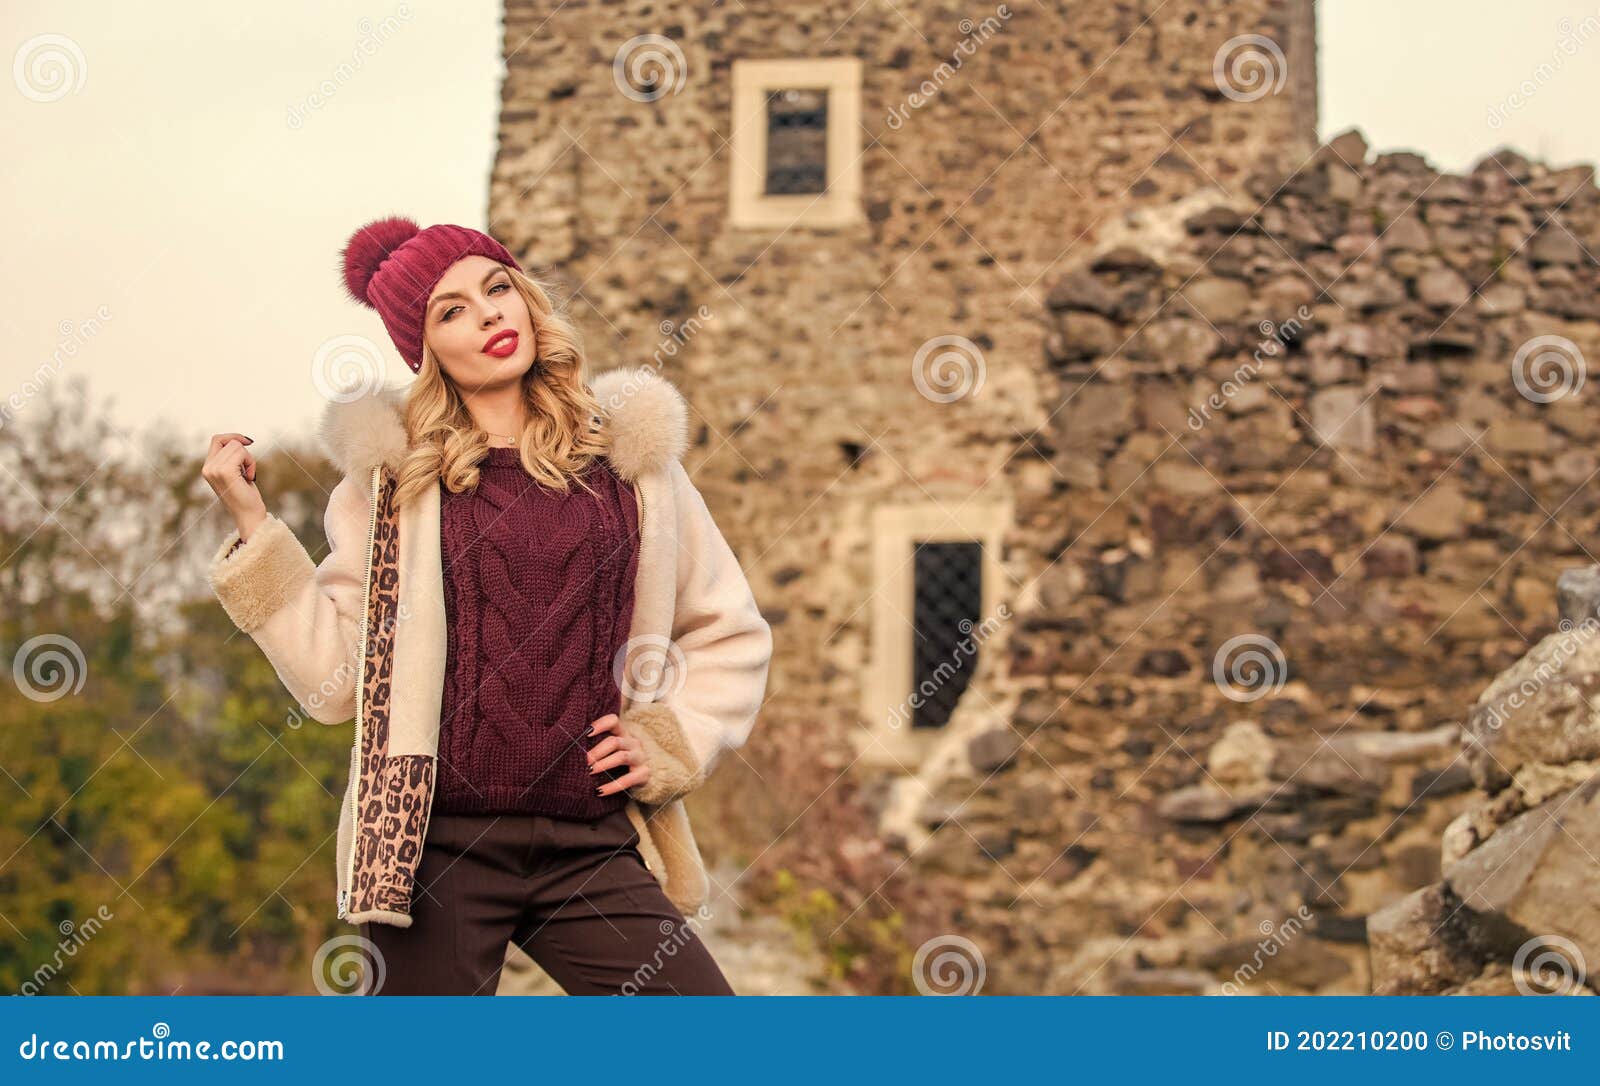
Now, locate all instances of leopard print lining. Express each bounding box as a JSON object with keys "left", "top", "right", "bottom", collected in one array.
[{"left": 348, "top": 467, "right": 434, "bottom": 919}]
